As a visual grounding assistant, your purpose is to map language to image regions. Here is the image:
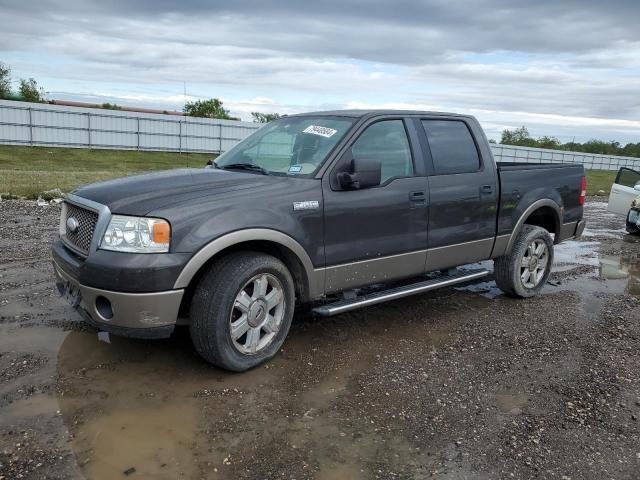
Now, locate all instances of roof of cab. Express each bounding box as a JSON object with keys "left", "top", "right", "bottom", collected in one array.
[{"left": 288, "top": 109, "right": 471, "bottom": 119}]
